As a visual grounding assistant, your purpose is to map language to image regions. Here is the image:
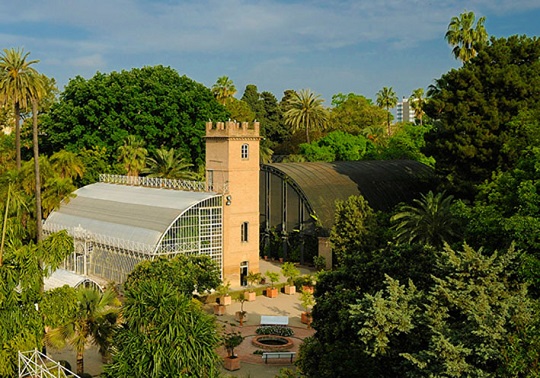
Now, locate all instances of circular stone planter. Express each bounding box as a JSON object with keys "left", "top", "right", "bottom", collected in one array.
[{"left": 252, "top": 335, "right": 294, "bottom": 351}]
